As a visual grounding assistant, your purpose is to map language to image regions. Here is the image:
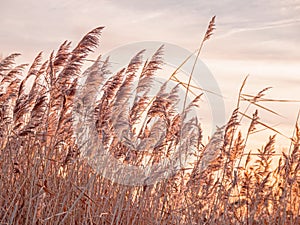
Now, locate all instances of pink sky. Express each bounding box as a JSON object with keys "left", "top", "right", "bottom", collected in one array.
[{"left": 1, "top": 0, "right": 299, "bottom": 148}]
